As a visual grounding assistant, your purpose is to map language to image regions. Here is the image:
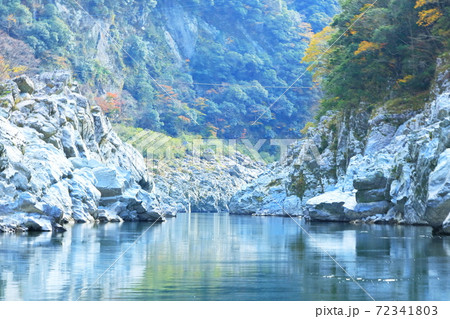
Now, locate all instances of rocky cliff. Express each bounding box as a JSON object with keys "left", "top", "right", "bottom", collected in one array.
[
  {"left": 230, "top": 57, "right": 450, "bottom": 235},
  {"left": 0, "top": 72, "right": 167, "bottom": 232}
]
